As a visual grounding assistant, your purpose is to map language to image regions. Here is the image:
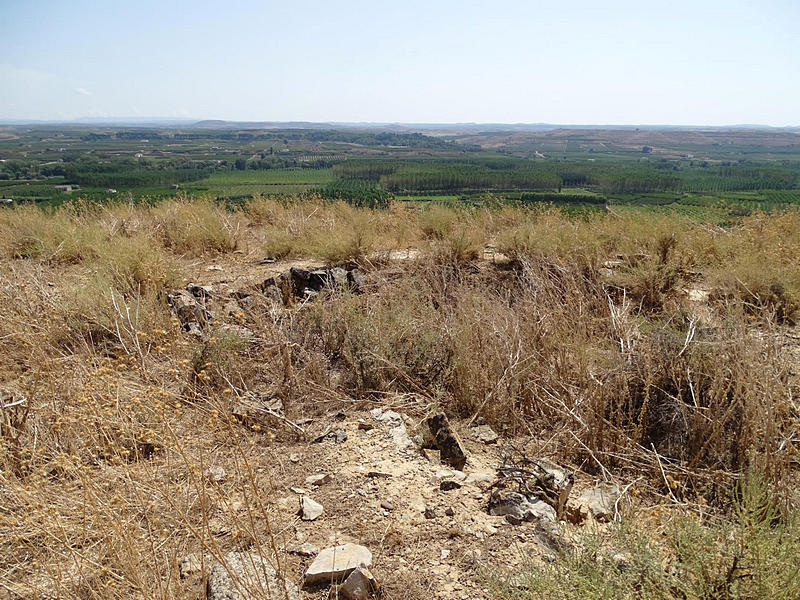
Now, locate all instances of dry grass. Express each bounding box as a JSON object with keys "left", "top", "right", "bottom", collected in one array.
[
  {"left": 0, "top": 198, "right": 798, "bottom": 598},
  {"left": 249, "top": 196, "right": 419, "bottom": 263},
  {"left": 148, "top": 197, "right": 242, "bottom": 255}
]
